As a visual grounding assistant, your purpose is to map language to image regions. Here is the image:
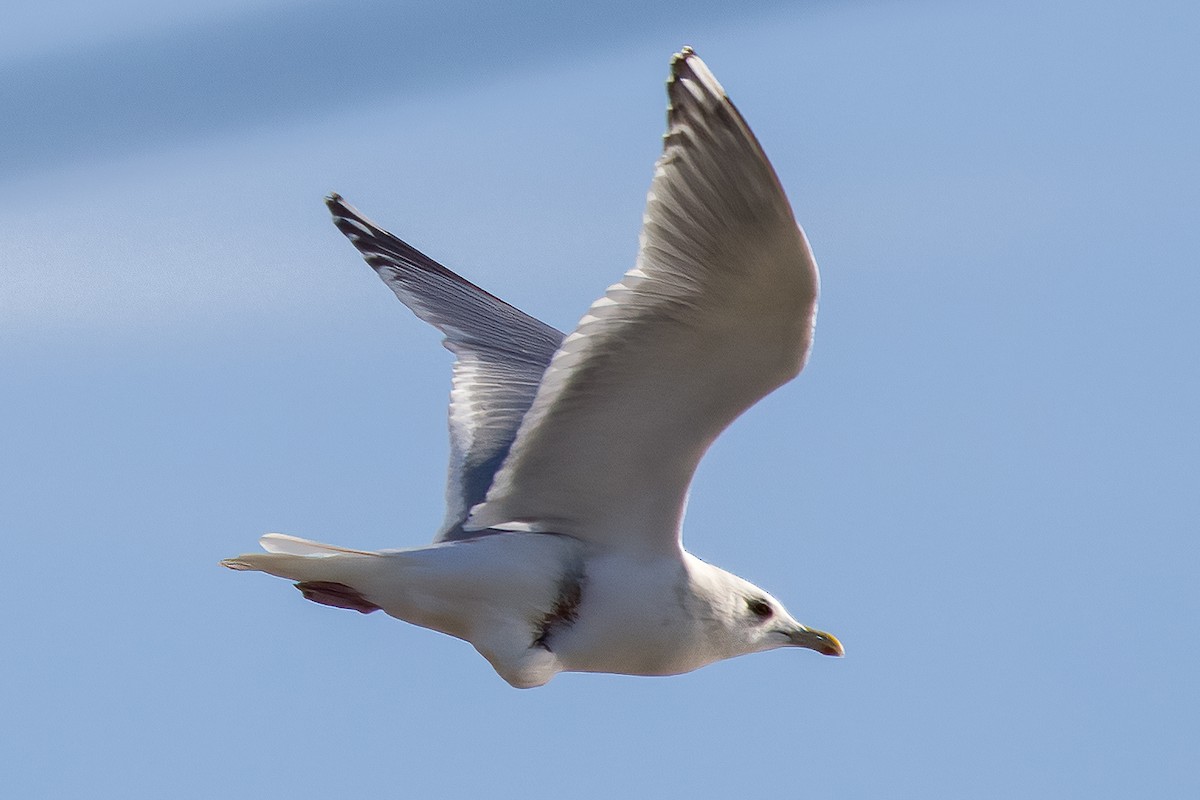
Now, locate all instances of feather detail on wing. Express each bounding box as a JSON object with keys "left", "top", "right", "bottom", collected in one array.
[
  {"left": 464, "top": 48, "right": 819, "bottom": 553},
  {"left": 326, "top": 194, "right": 564, "bottom": 541}
]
